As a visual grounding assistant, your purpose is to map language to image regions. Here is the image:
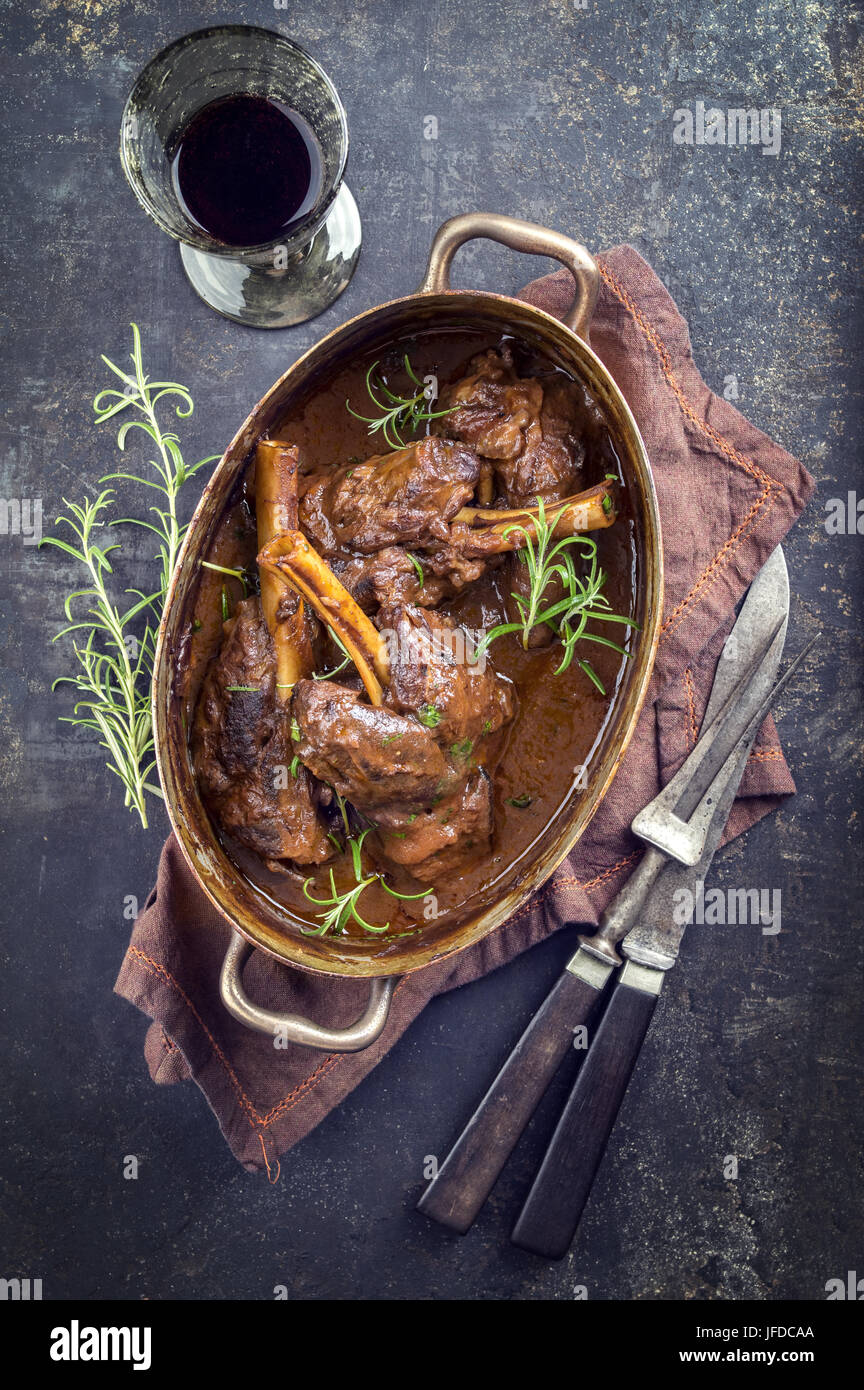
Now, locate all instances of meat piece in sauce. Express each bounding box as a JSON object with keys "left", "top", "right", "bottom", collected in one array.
[
  {"left": 334, "top": 543, "right": 498, "bottom": 614},
  {"left": 334, "top": 547, "right": 452, "bottom": 613},
  {"left": 438, "top": 348, "right": 588, "bottom": 508},
  {"left": 440, "top": 348, "right": 594, "bottom": 645},
  {"left": 437, "top": 347, "right": 544, "bottom": 464},
  {"left": 290, "top": 604, "right": 516, "bottom": 882},
  {"left": 292, "top": 677, "right": 493, "bottom": 884},
  {"left": 372, "top": 770, "right": 493, "bottom": 884},
  {"left": 290, "top": 680, "right": 456, "bottom": 809},
  {"left": 504, "top": 377, "right": 592, "bottom": 646},
  {"left": 299, "top": 436, "right": 480, "bottom": 556},
  {"left": 192, "top": 597, "right": 331, "bottom": 869},
  {"left": 380, "top": 602, "right": 516, "bottom": 748}
]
